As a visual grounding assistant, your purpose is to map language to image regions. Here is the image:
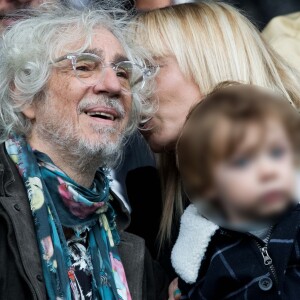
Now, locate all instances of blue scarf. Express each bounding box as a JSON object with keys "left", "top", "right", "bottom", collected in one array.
[{"left": 5, "top": 134, "right": 131, "bottom": 300}]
